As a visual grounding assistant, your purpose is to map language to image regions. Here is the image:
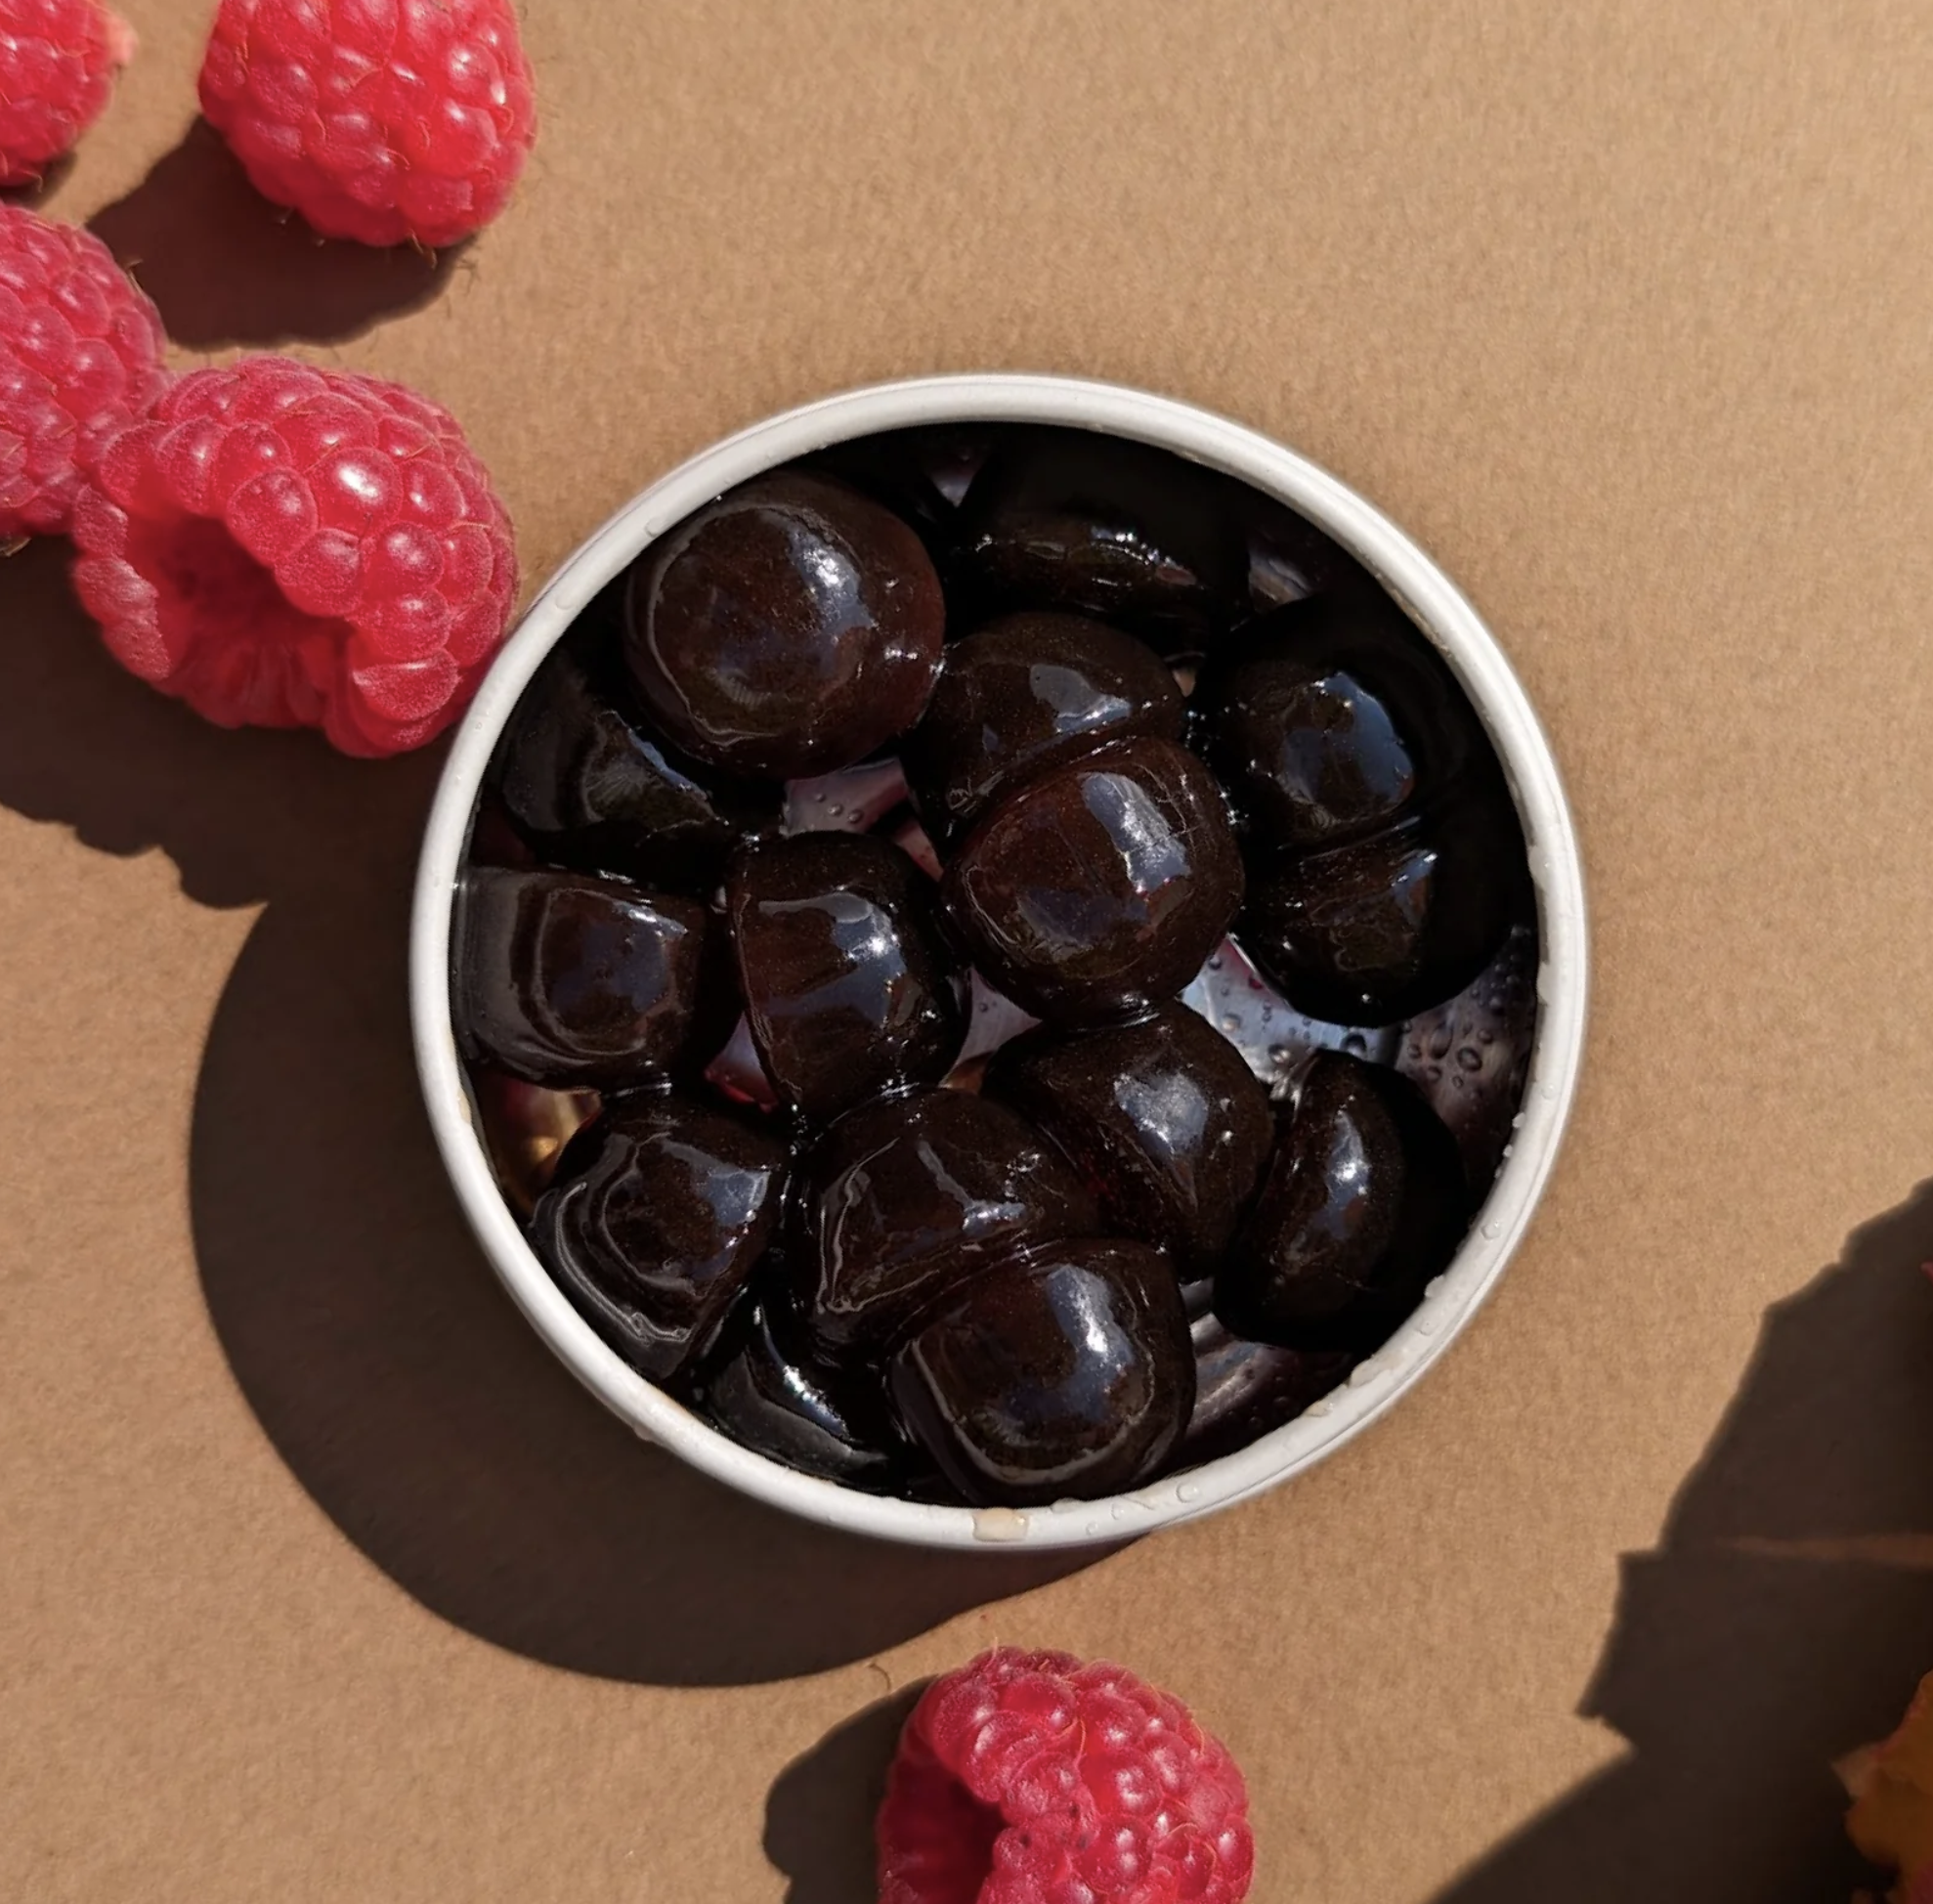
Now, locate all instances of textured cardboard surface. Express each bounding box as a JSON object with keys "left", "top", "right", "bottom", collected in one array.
[{"left": 5, "top": 3, "right": 1933, "bottom": 1898}]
